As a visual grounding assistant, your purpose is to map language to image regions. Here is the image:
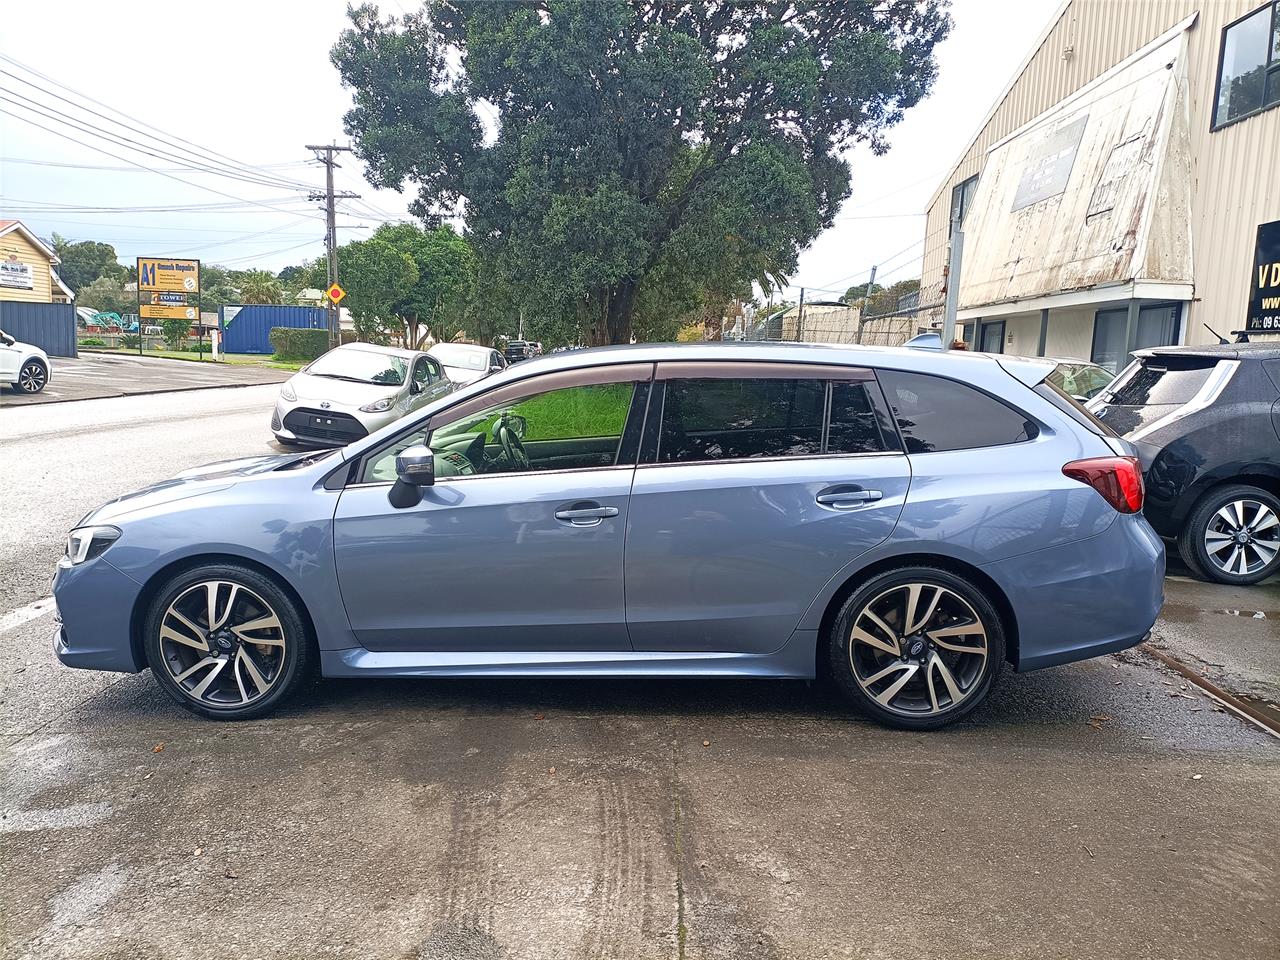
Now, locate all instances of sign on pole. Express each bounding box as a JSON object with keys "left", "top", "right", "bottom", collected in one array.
[
  {"left": 326, "top": 283, "right": 346, "bottom": 304},
  {"left": 137, "top": 257, "right": 201, "bottom": 293},
  {"left": 140, "top": 303, "right": 200, "bottom": 321}
]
